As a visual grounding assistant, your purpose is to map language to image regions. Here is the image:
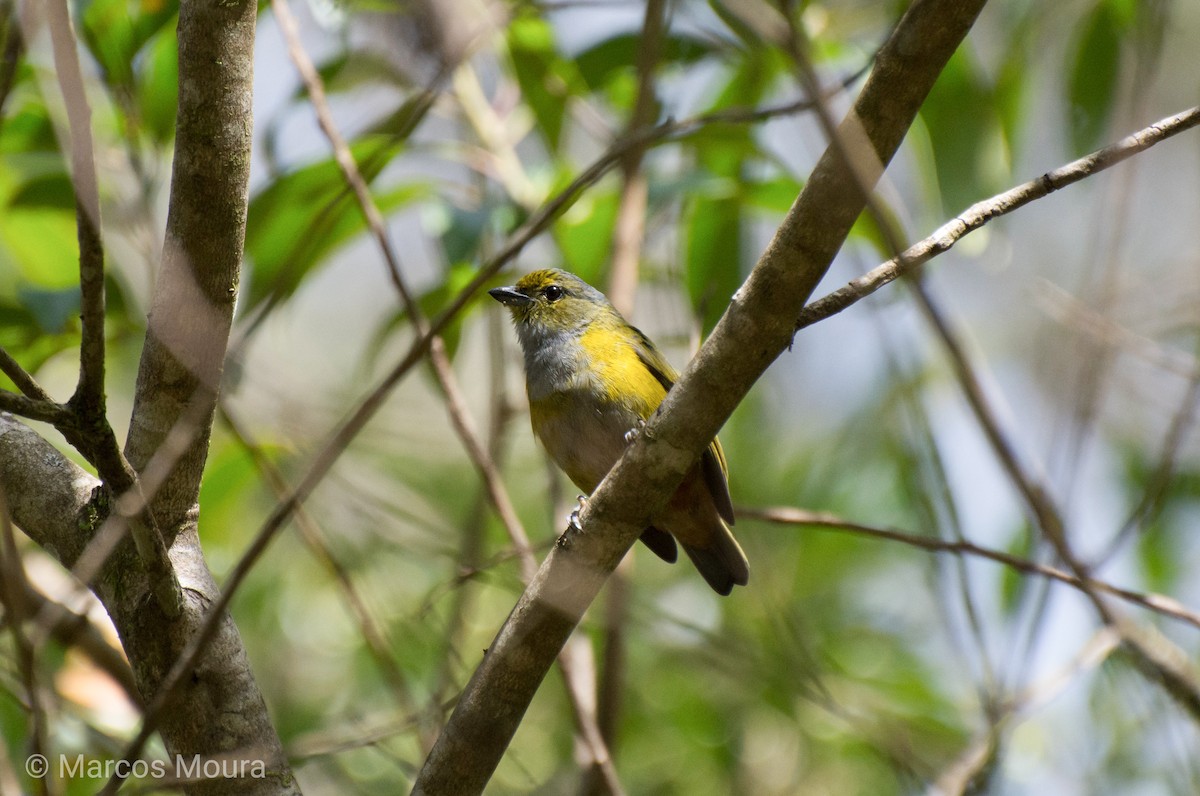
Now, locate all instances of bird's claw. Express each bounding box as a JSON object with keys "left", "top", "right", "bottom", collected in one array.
[
  {"left": 567, "top": 494, "right": 588, "bottom": 532},
  {"left": 624, "top": 419, "right": 647, "bottom": 444}
]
